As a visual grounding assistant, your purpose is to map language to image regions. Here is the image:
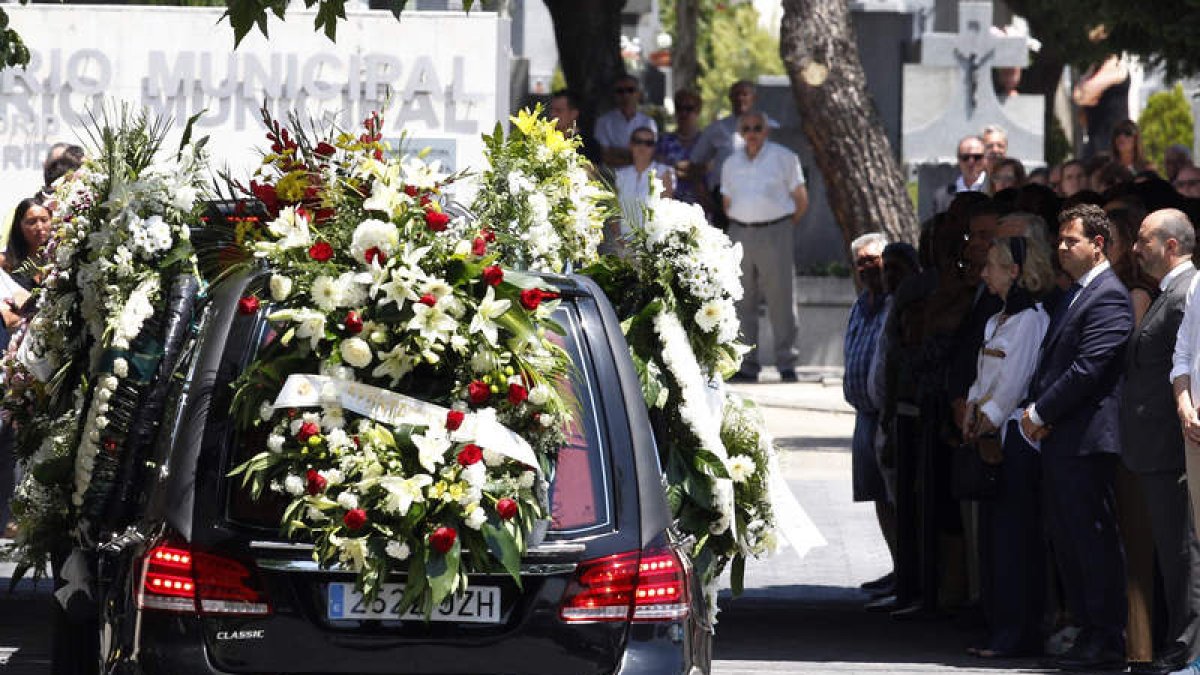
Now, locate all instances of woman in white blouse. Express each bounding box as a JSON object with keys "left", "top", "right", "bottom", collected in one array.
[
  {"left": 614, "top": 126, "right": 674, "bottom": 239},
  {"left": 963, "top": 236, "right": 1053, "bottom": 659}
]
